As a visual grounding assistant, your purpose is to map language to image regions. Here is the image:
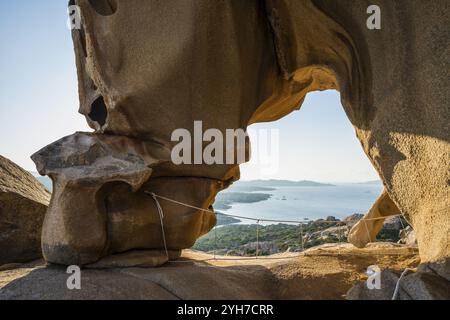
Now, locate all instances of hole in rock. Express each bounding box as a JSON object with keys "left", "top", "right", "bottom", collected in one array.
[
  {"left": 88, "top": 0, "right": 118, "bottom": 16},
  {"left": 88, "top": 96, "right": 108, "bottom": 127}
]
